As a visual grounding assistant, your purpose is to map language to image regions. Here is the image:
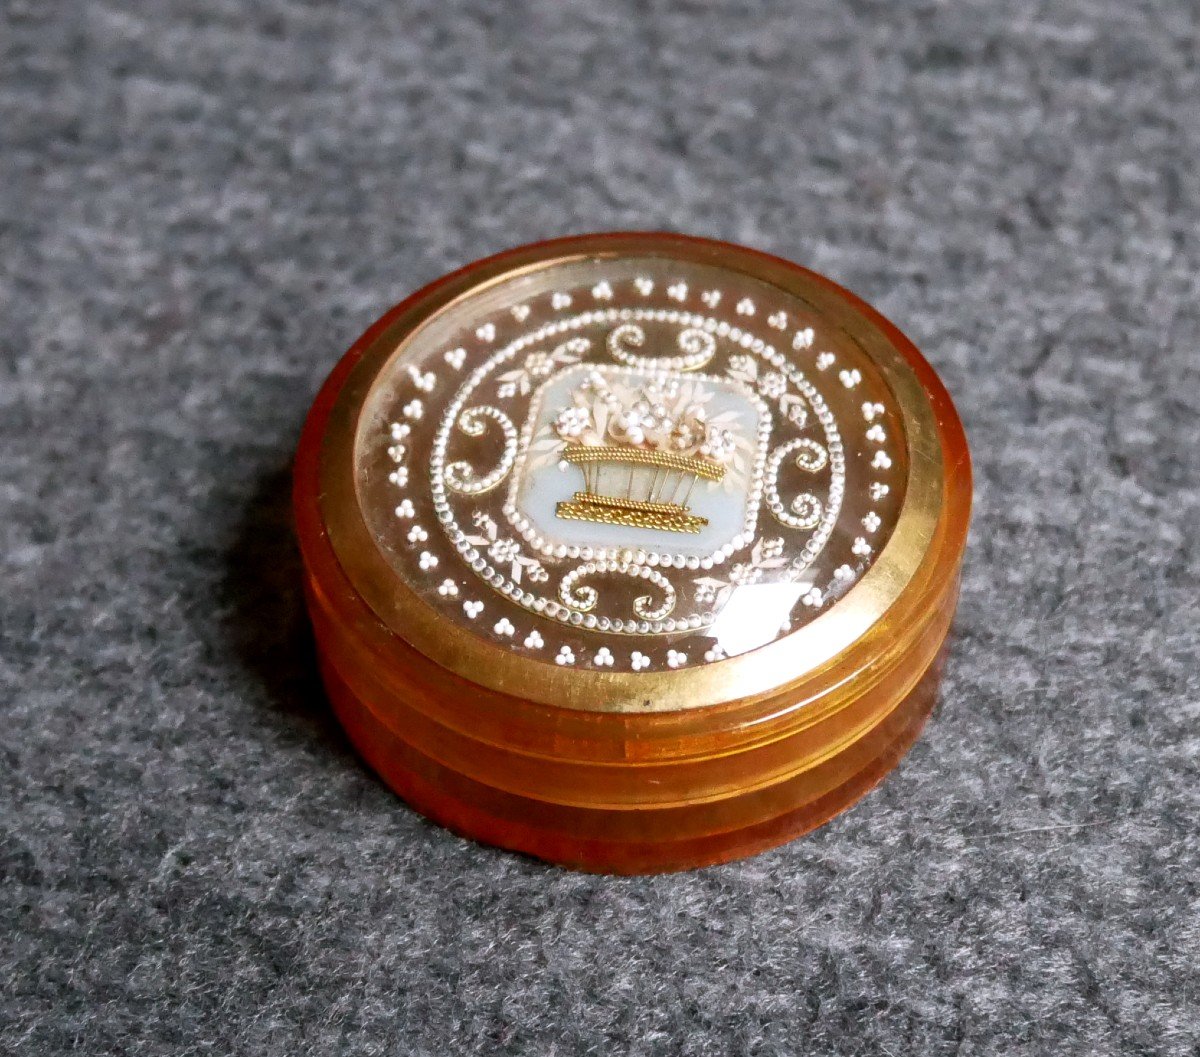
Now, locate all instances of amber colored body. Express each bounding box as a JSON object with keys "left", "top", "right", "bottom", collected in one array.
[{"left": 294, "top": 234, "right": 972, "bottom": 874}]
